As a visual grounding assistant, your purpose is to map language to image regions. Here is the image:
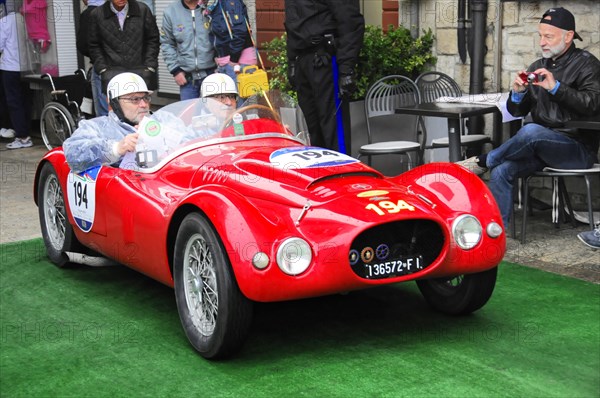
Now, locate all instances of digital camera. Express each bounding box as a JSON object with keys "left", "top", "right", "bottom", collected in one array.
[{"left": 519, "top": 71, "right": 543, "bottom": 83}]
